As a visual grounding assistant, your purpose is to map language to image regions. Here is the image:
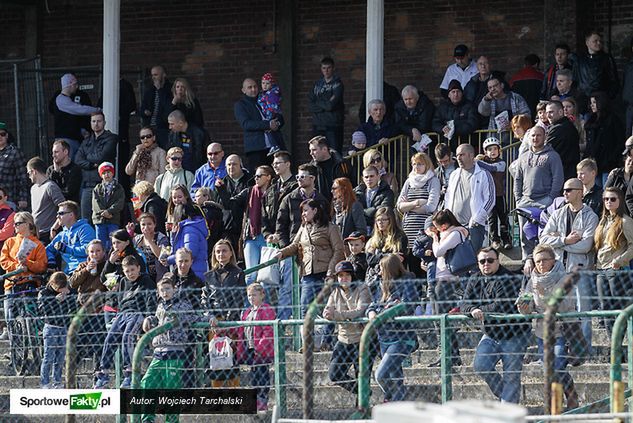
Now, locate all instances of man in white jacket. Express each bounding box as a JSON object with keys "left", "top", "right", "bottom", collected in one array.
[
  {"left": 539, "top": 178, "right": 598, "bottom": 351},
  {"left": 444, "top": 144, "right": 496, "bottom": 252}
]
